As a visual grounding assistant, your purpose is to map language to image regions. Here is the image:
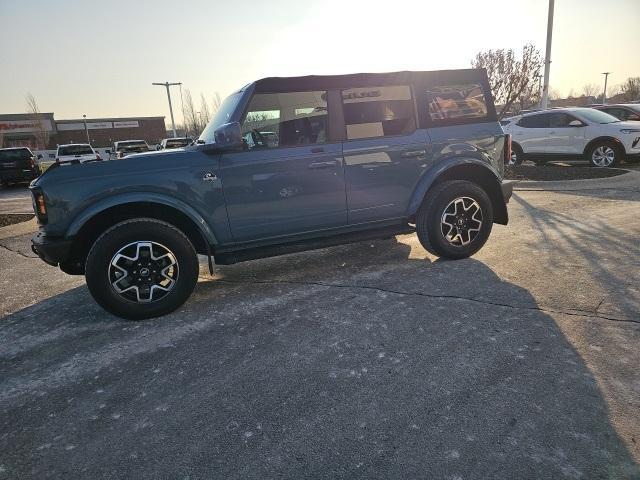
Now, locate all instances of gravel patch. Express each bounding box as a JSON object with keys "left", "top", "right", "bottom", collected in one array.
[
  {"left": 505, "top": 165, "right": 628, "bottom": 181},
  {"left": 0, "top": 214, "right": 34, "bottom": 228}
]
